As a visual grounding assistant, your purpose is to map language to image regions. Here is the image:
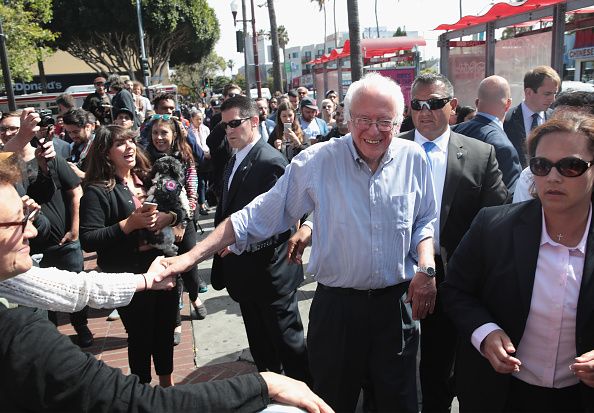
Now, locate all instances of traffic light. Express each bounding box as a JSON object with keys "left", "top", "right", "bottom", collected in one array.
[
  {"left": 236, "top": 30, "right": 244, "bottom": 53},
  {"left": 141, "top": 58, "right": 150, "bottom": 78}
]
